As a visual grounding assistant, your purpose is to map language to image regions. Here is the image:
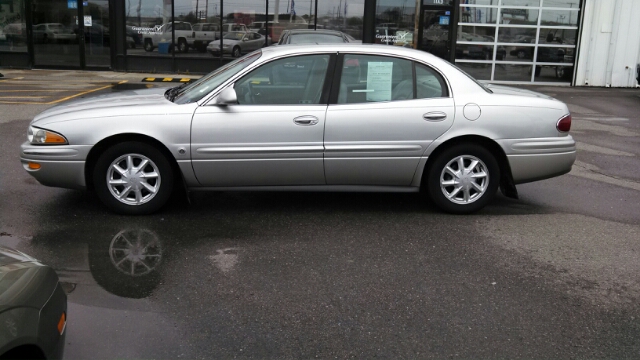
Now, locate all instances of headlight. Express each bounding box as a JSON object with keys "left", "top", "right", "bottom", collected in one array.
[{"left": 28, "top": 126, "right": 68, "bottom": 145}]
